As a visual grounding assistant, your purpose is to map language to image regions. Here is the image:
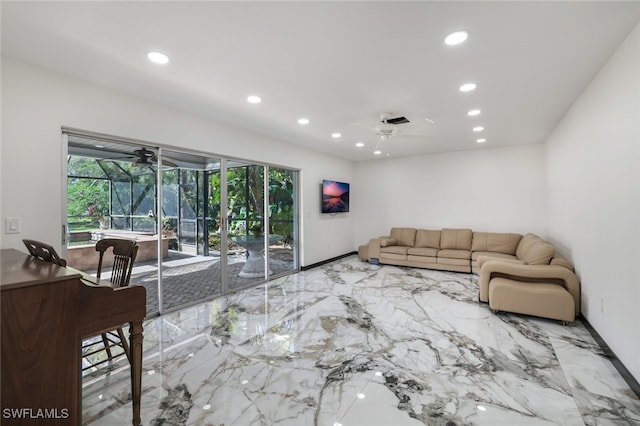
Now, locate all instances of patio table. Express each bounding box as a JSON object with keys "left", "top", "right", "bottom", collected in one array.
[{"left": 231, "top": 234, "right": 282, "bottom": 278}]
